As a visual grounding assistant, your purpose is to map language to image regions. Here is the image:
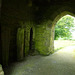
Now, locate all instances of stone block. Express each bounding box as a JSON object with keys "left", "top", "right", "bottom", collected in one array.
[{"left": 0, "top": 64, "right": 4, "bottom": 75}]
